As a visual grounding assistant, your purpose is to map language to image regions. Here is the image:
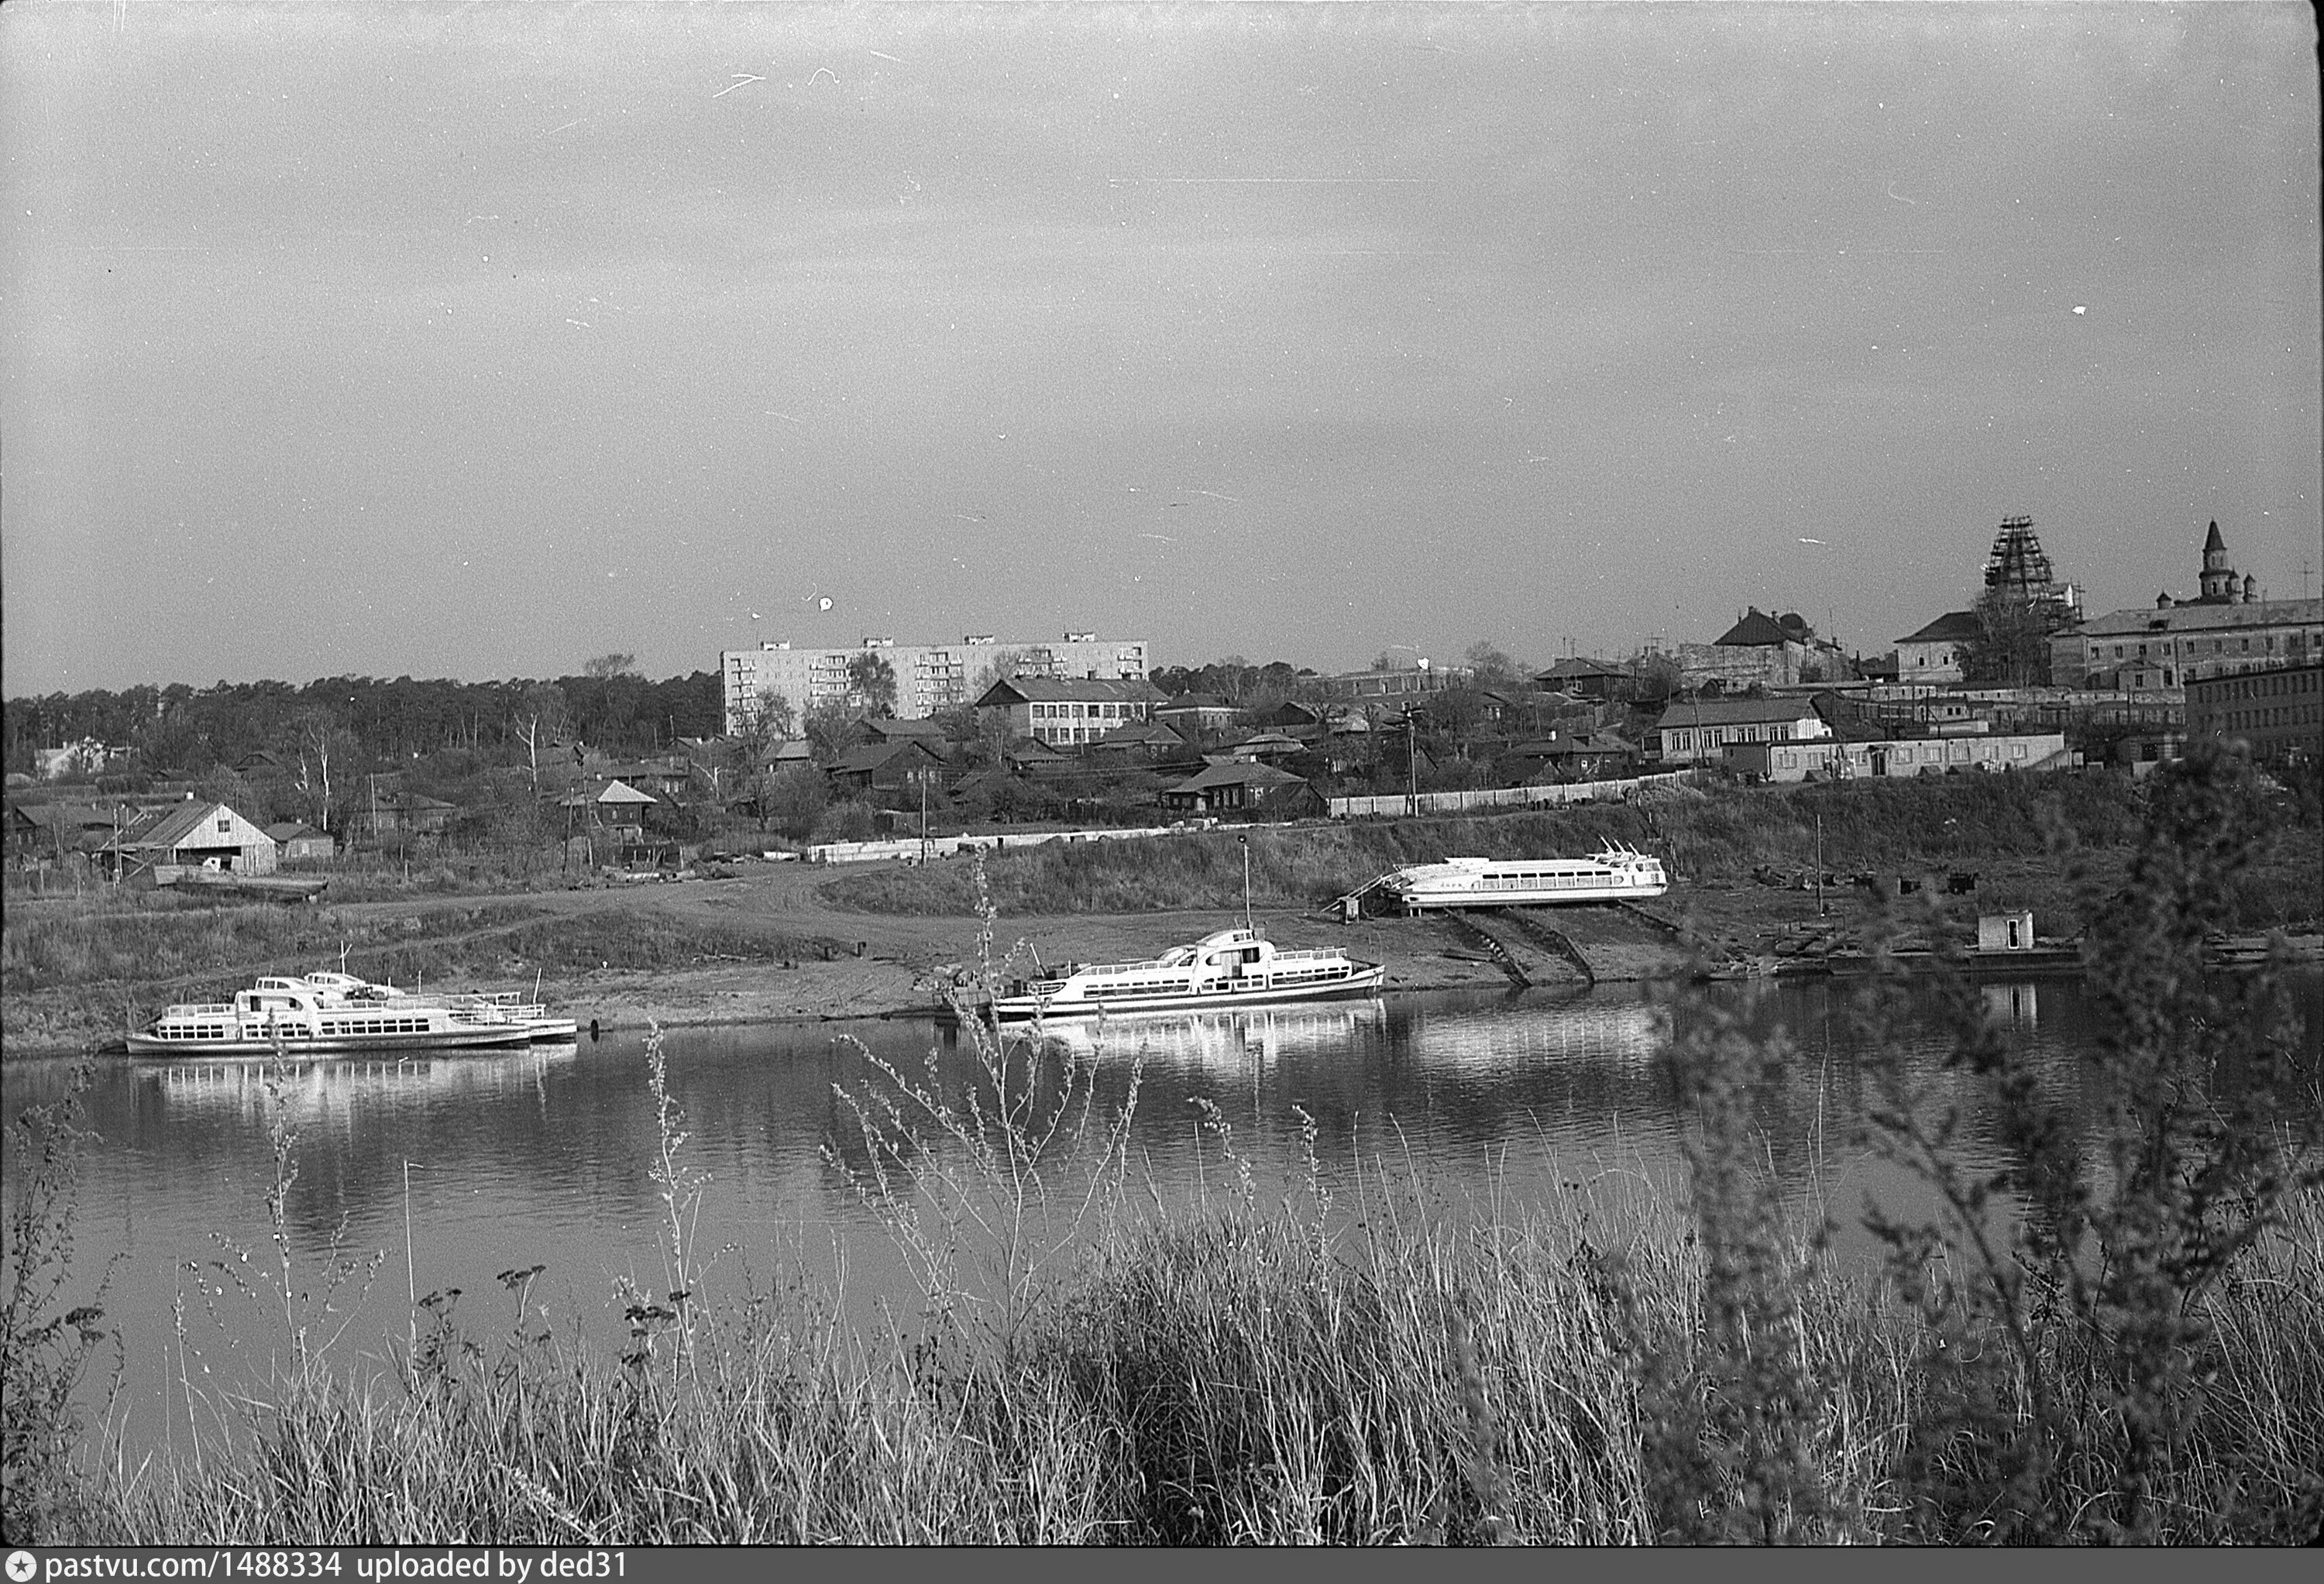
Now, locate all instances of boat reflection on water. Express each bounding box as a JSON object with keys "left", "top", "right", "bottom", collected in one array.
[
  {"left": 1401, "top": 995, "right": 1664, "bottom": 1077},
  {"left": 139, "top": 1041, "right": 581, "bottom": 1122},
  {"left": 1024, "top": 999, "right": 1389, "bottom": 1072},
  {"left": 1982, "top": 981, "right": 2040, "bottom": 1029}
]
